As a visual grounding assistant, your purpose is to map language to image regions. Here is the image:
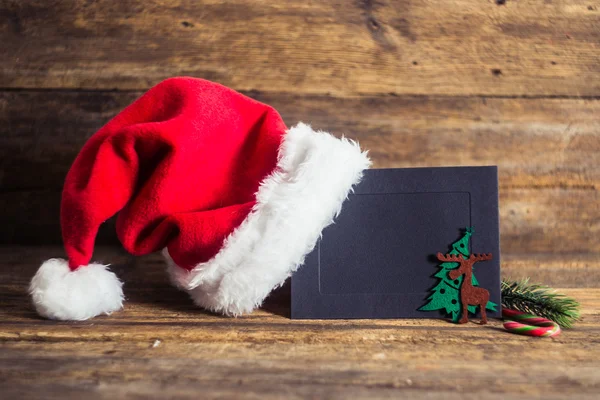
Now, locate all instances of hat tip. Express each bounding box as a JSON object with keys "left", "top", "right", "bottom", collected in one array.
[{"left": 29, "top": 258, "right": 124, "bottom": 321}]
